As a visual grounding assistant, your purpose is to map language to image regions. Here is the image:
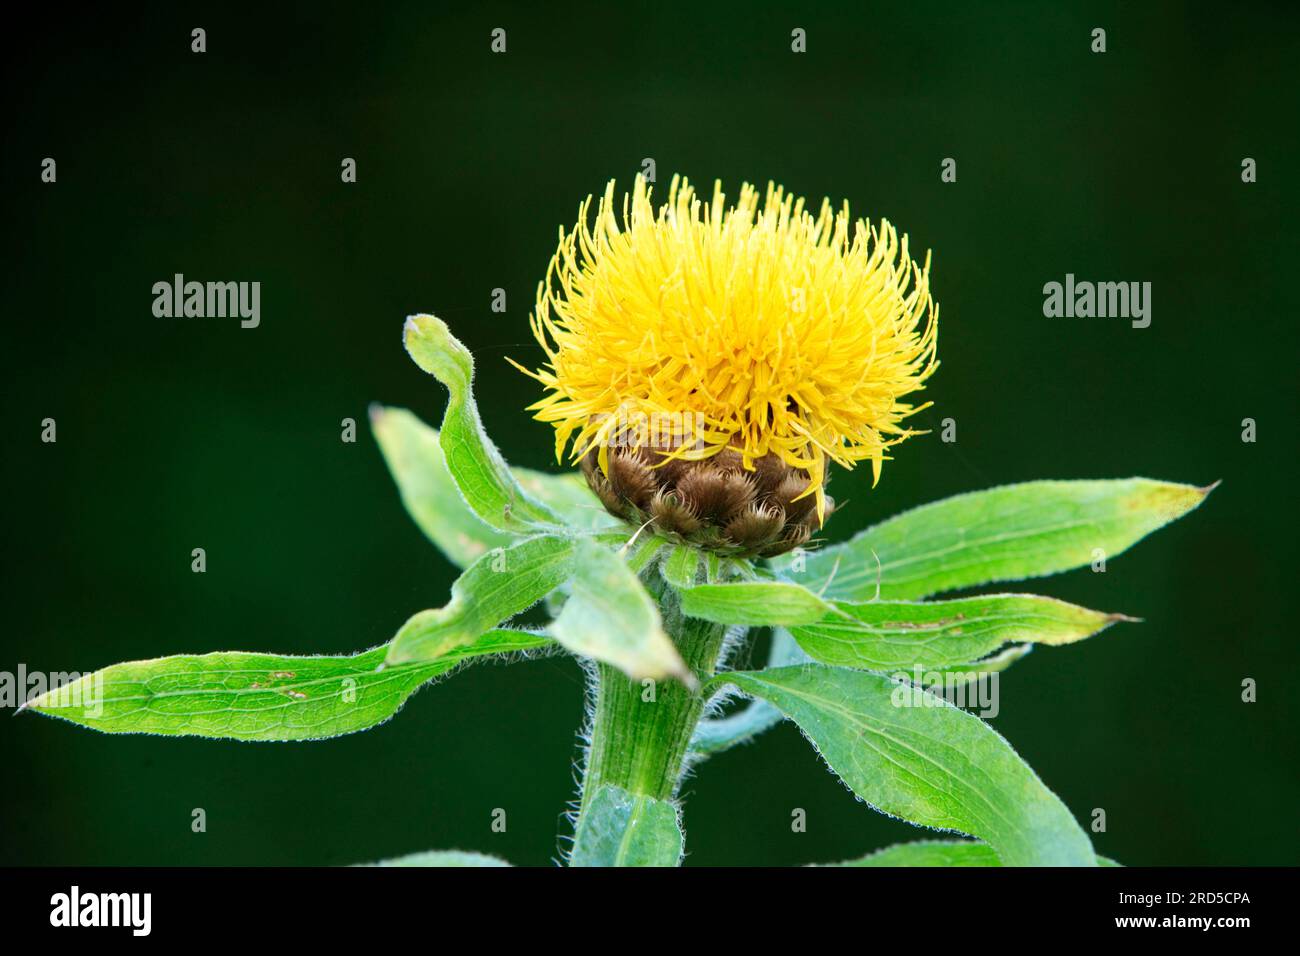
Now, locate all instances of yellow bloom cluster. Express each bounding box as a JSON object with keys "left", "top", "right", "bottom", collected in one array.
[{"left": 511, "top": 174, "right": 939, "bottom": 520}]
